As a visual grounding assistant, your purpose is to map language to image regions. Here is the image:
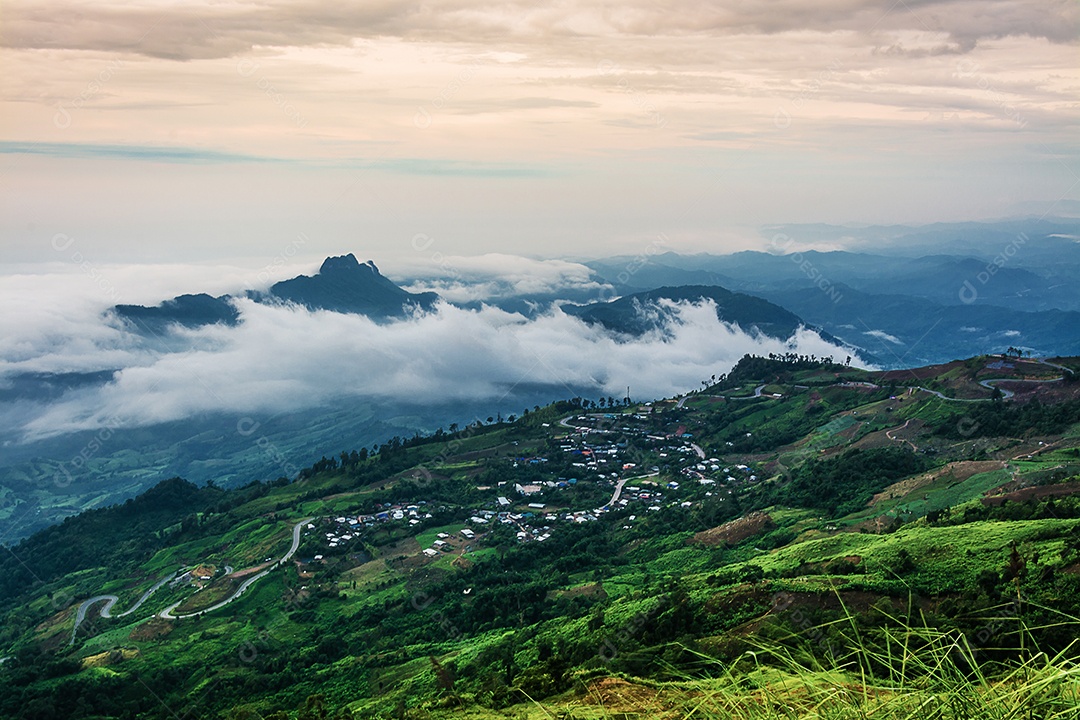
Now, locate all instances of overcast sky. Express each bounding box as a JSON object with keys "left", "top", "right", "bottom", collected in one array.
[{"left": 1, "top": 0, "right": 1078, "bottom": 270}]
